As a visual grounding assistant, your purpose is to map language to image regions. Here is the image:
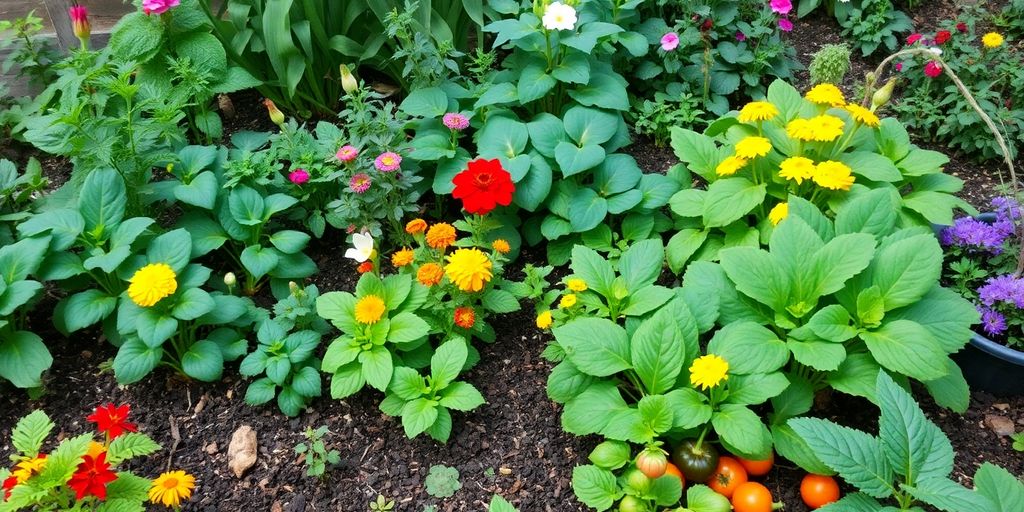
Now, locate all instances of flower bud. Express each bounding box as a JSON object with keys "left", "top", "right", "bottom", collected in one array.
[
  {"left": 288, "top": 281, "right": 300, "bottom": 294},
  {"left": 69, "top": 5, "right": 91, "bottom": 45},
  {"left": 224, "top": 272, "right": 237, "bottom": 287},
  {"left": 263, "top": 98, "right": 285, "bottom": 126},
  {"left": 872, "top": 78, "right": 897, "bottom": 110},
  {"left": 339, "top": 64, "right": 358, "bottom": 95}
]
